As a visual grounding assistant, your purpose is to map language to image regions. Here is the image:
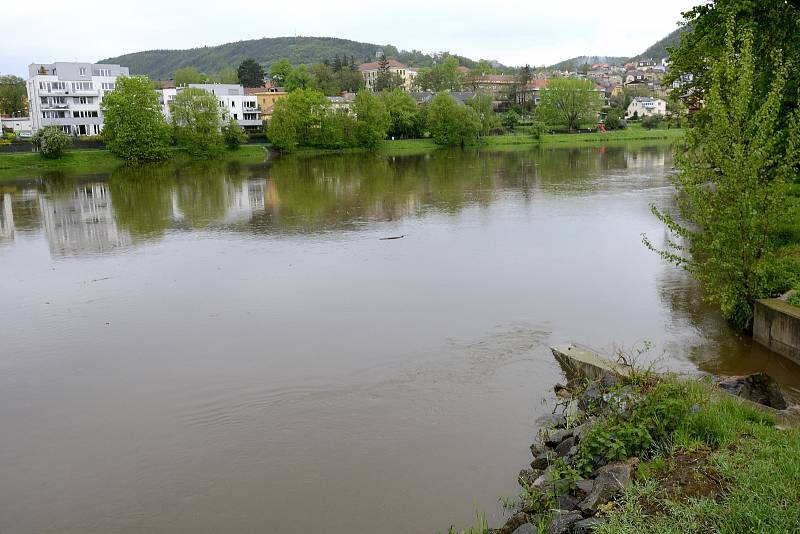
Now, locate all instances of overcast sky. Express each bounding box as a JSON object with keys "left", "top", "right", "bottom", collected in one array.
[{"left": 1, "top": 0, "right": 699, "bottom": 76}]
